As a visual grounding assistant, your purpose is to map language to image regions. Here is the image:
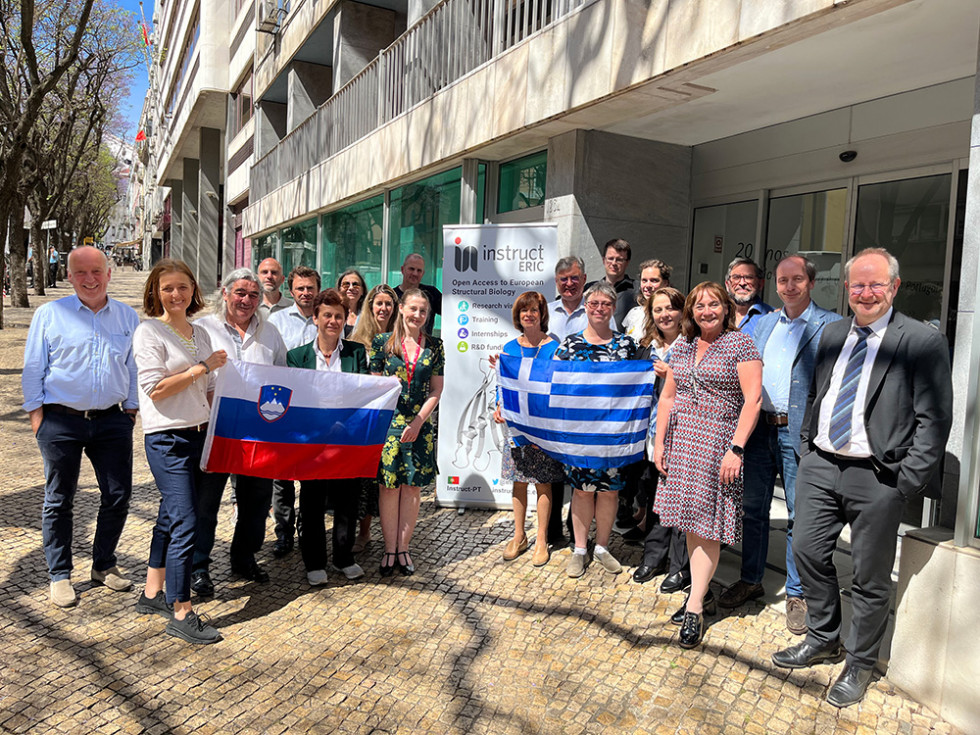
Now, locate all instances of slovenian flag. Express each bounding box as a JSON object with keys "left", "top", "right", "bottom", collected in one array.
[
  {"left": 497, "top": 355, "right": 657, "bottom": 470},
  {"left": 202, "top": 360, "right": 401, "bottom": 481}
]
